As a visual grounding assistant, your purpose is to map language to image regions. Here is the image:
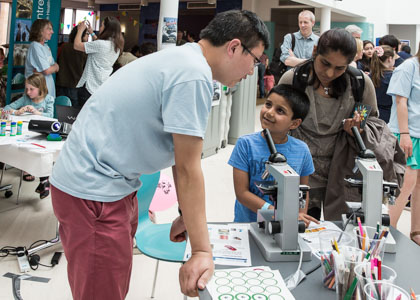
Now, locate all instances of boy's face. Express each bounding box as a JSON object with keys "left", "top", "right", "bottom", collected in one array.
[{"left": 260, "top": 93, "right": 301, "bottom": 139}]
